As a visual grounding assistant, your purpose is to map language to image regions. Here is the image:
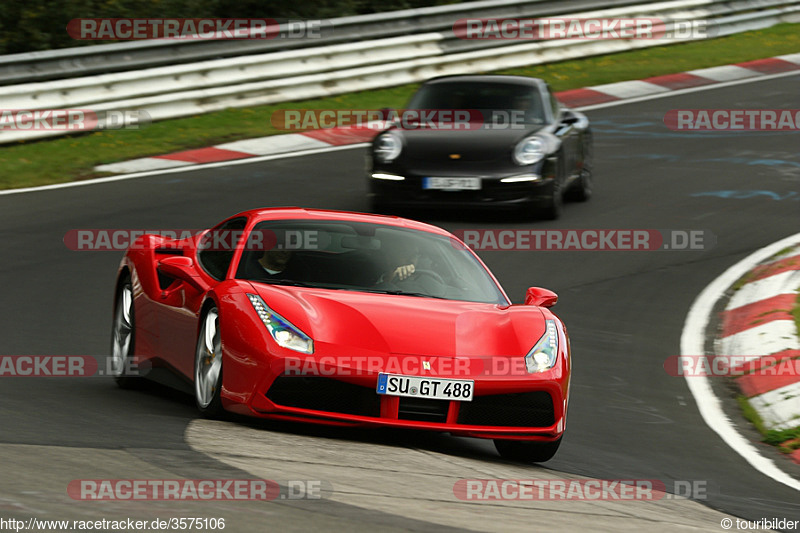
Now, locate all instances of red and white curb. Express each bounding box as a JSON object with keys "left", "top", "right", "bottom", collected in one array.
[
  {"left": 94, "top": 53, "right": 800, "bottom": 175},
  {"left": 681, "top": 234, "right": 800, "bottom": 492},
  {"left": 95, "top": 133, "right": 335, "bottom": 173},
  {"left": 94, "top": 127, "right": 377, "bottom": 174},
  {"left": 718, "top": 247, "right": 800, "bottom": 463},
  {"left": 557, "top": 54, "right": 800, "bottom": 106}
]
